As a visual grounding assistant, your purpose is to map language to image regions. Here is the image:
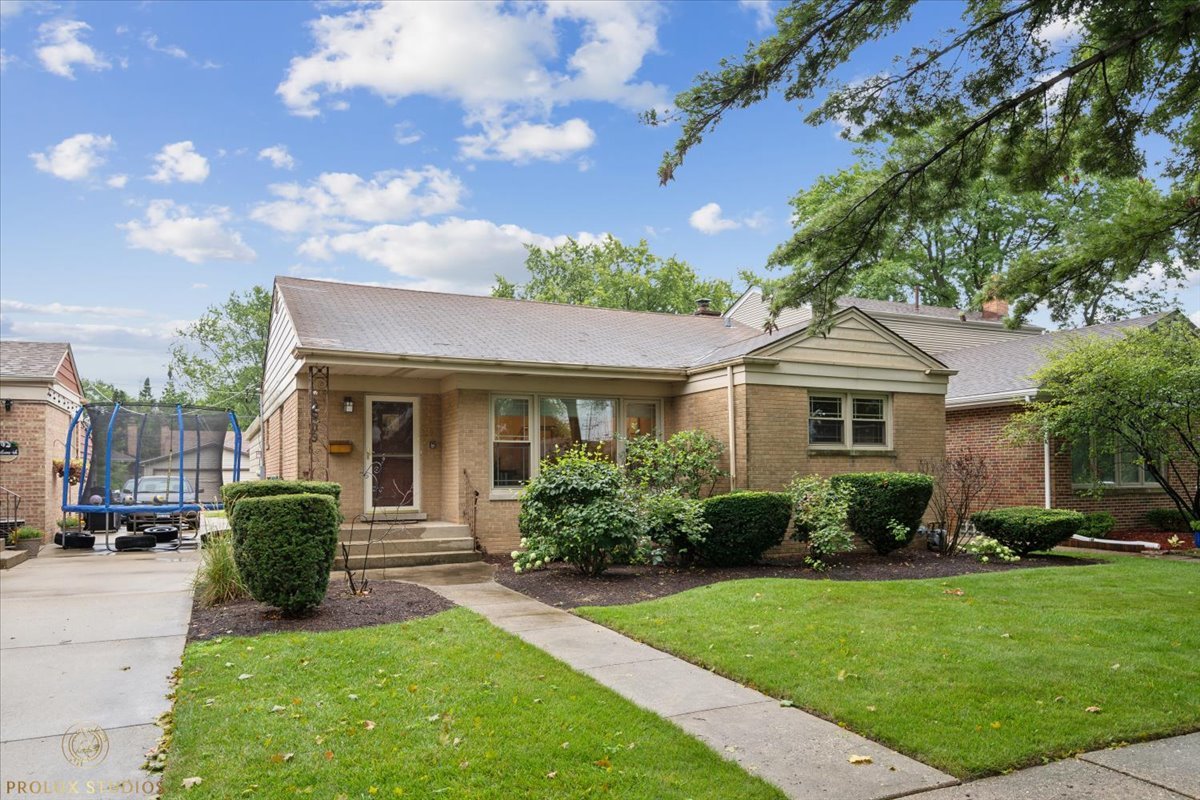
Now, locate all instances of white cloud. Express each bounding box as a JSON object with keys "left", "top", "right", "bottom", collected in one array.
[
  {"left": 250, "top": 167, "right": 464, "bottom": 234},
  {"left": 120, "top": 200, "right": 256, "bottom": 264},
  {"left": 257, "top": 144, "right": 296, "bottom": 170},
  {"left": 298, "top": 217, "right": 604, "bottom": 294},
  {"left": 30, "top": 133, "right": 114, "bottom": 181},
  {"left": 1, "top": 1, "right": 31, "bottom": 19},
  {"left": 393, "top": 121, "right": 423, "bottom": 145},
  {"left": 0, "top": 49, "right": 16, "bottom": 71},
  {"left": 148, "top": 140, "right": 209, "bottom": 183},
  {"left": 1190, "top": 309, "right": 1200, "bottom": 326},
  {"left": 1036, "top": 16, "right": 1082, "bottom": 46},
  {"left": 143, "top": 31, "right": 187, "bottom": 59},
  {"left": 4, "top": 320, "right": 178, "bottom": 348},
  {"left": 36, "top": 19, "right": 110, "bottom": 78},
  {"left": 0, "top": 299, "right": 148, "bottom": 317},
  {"left": 277, "top": 1, "right": 666, "bottom": 163},
  {"left": 738, "top": 0, "right": 774, "bottom": 31},
  {"left": 106, "top": 173, "right": 128, "bottom": 188},
  {"left": 457, "top": 117, "right": 595, "bottom": 163},
  {"left": 191, "top": 282, "right": 208, "bottom": 289},
  {"left": 689, "top": 202, "right": 742, "bottom": 235}
]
